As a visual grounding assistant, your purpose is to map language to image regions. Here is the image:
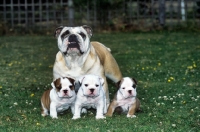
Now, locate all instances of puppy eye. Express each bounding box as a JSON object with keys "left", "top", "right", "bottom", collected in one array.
[
  {"left": 84, "top": 84, "right": 88, "bottom": 87},
  {"left": 56, "top": 86, "right": 62, "bottom": 91},
  {"left": 95, "top": 84, "right": 99, "bottom": 87},
  {"left": 122, "top": 87, "right": 125, "bottom": 89},
  {"left": 79, "top": 32, "right": 86, "bottom": 40},
  {"left": 132, "top": 84, "right": 136, "bottom": 88},
  {"left": 69, "top": 85, "right": 73, "bottom": 88}
]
